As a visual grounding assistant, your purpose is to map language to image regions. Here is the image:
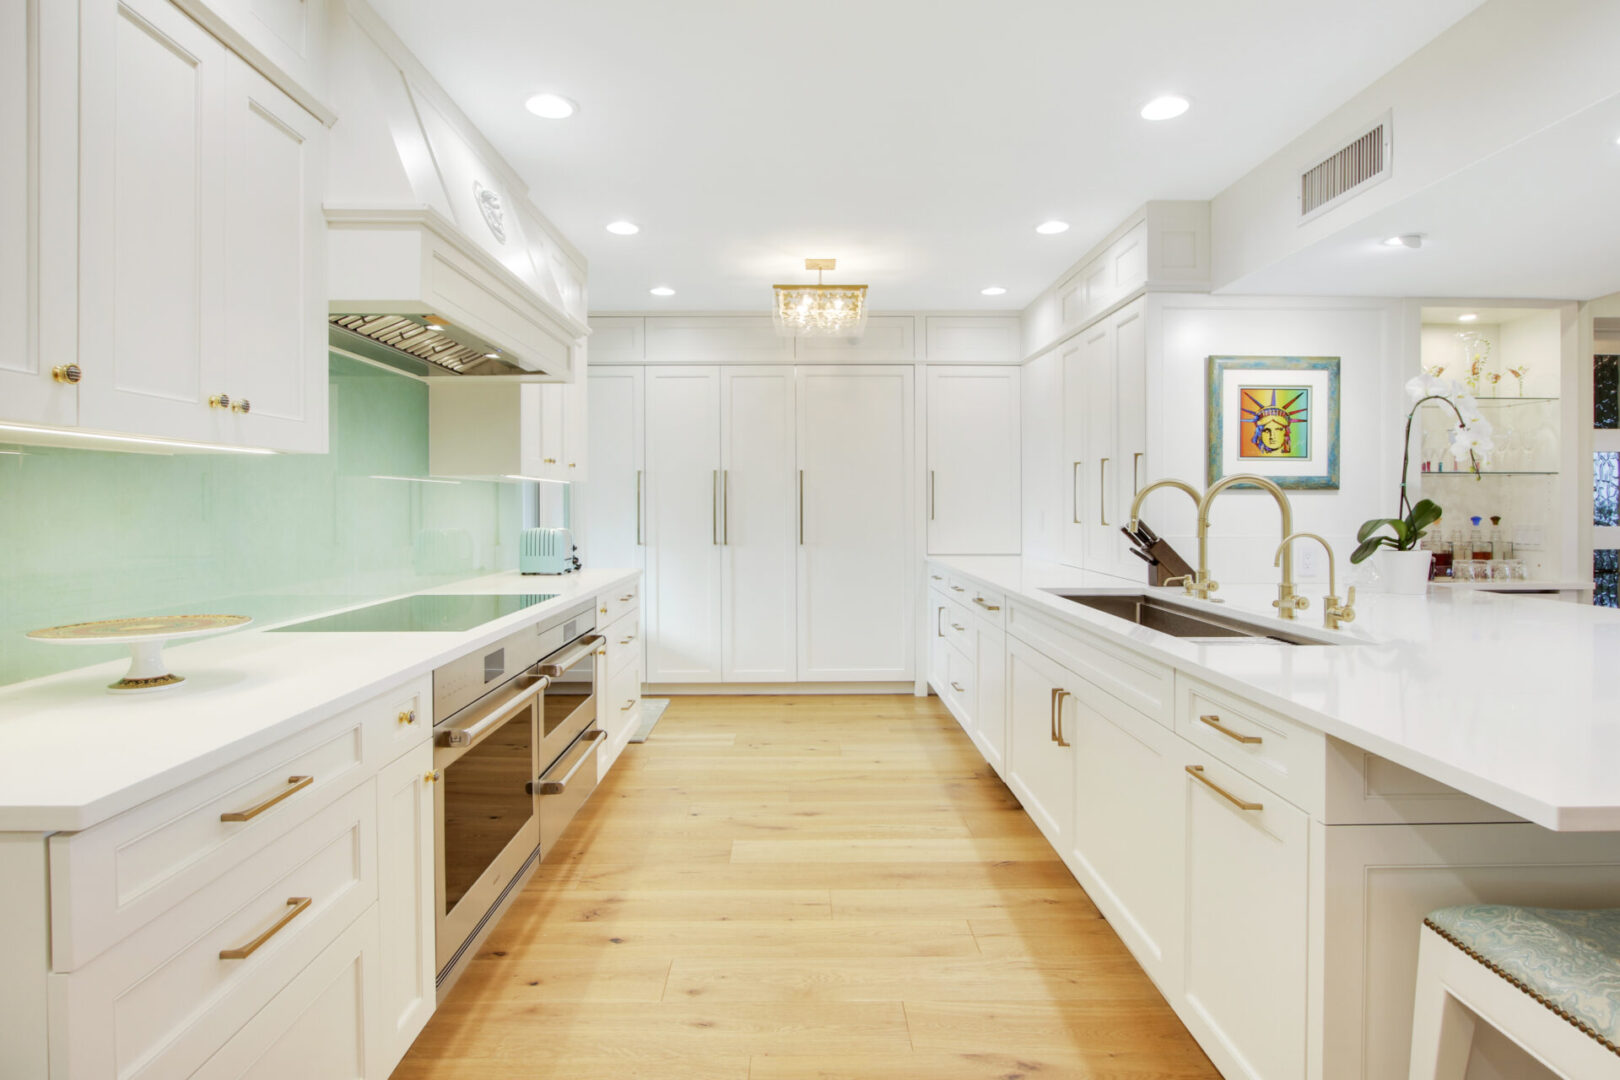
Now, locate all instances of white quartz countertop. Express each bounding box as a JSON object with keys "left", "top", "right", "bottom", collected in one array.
[
  {"left": 932, "top": 556, "right": 1620, "bottom": 832},
  {"left": 0, "top": 569, "right": 639, "bottom": 833}
]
